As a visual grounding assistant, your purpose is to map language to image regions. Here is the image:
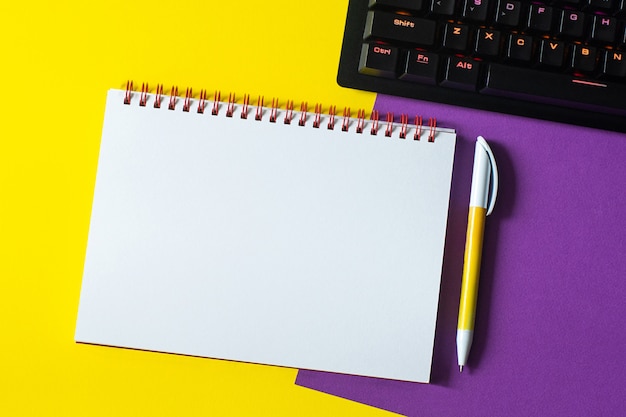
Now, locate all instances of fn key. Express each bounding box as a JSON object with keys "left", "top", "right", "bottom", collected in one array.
[
  {"left": 400, "top": 50, "right": 439, "bottom": 84},
  {"left": 358, "top": 43, "right": 399, "bottom": 78}
]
